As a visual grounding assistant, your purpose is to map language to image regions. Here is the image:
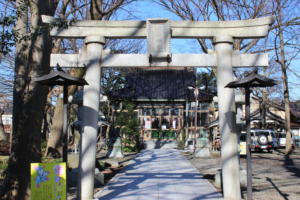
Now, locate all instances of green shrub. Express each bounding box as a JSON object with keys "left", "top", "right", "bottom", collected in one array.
[
  {"left": 177, "top": 140, "right": 185, "bottom": 149},
  {"left": 134, "top": 135, "right": 145, "bottom": 152},
  {"left": 122, "top": 146, "right": 133, "bottom": 153},
  {"left": 116, "top": 100, "right": 145, "bottom": 152},
  {"left": 41, "top": 140, "right": 47, "bottom": 153},
  {"left": 177, "top": 131, "right": 186, "bottom": 149},
  {"left": 41, "top": 156, "right": 62, "bottom": 163},
  {"left": 0, "top": 158, "right": 9, "bottom": 179},
  {"left": 116, "top": 100, "right": 140, "bottom": 145},
  {"left": 152, "top": 130, "right": 159, "bottom": 139},
  {"left": 0, "top": 162, "right": 8, "bottom": 171},
  {"left": 122, "top": 142, "right": 145, "bottom": 153},
  {"left": 182, "top": 132, "right": 187, "bottom": 144}
]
